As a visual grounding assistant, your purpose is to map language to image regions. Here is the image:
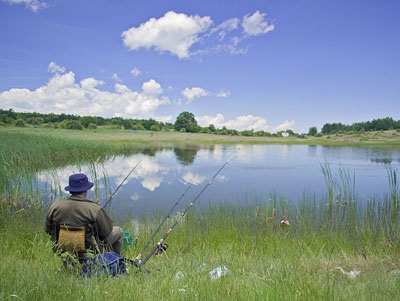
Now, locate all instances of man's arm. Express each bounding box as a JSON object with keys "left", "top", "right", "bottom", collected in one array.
[{"left": 95, "top": 208, "right": 114, "bottom": 240}]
